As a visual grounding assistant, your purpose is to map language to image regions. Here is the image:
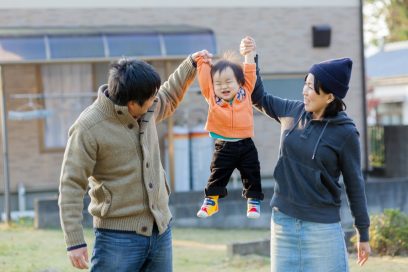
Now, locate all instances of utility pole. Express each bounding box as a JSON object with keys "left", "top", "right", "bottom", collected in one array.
[{"left": 0, "top": 66, "right": 11, "bottom": 225}]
